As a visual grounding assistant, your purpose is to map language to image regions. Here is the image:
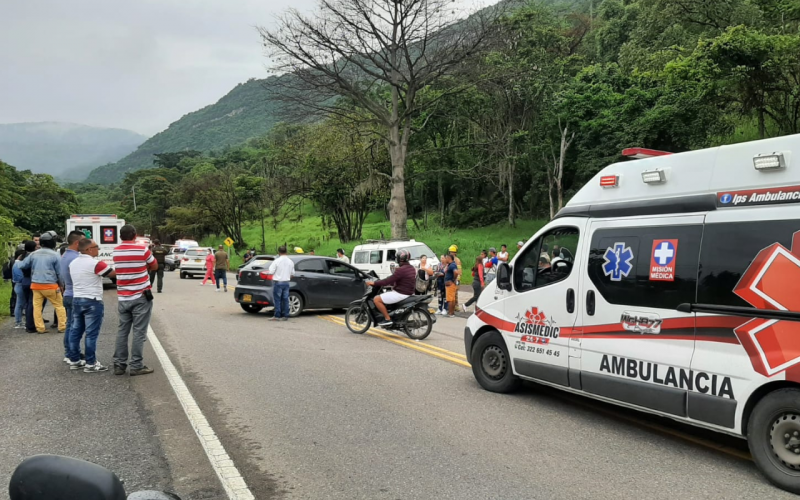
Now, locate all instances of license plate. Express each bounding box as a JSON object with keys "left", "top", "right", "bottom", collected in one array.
[
  {"left": 195, "top": 259, "right": 202, "bottom": 263},
  {"left": 242, "top": 294, "right": 252, "bottom": 303}
]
